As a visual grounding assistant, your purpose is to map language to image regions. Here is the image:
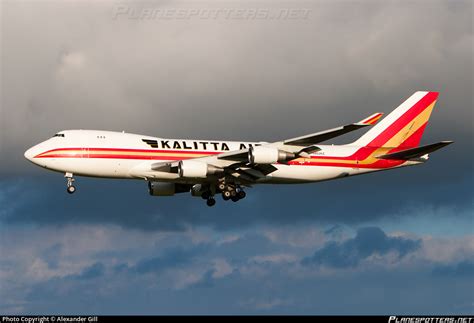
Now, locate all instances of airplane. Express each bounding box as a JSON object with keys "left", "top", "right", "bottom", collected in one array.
[{"left": 24, "top": 91, "right": 452, "bottom": 207}]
